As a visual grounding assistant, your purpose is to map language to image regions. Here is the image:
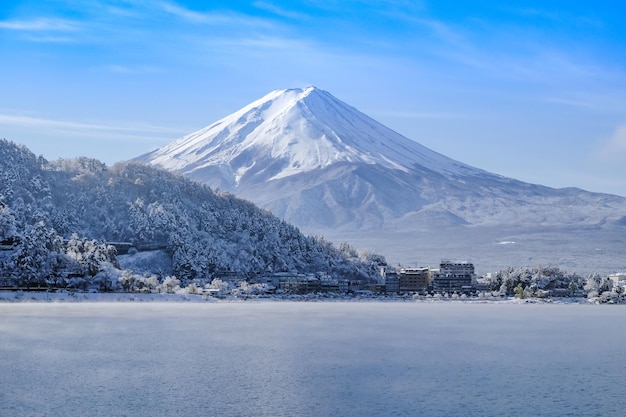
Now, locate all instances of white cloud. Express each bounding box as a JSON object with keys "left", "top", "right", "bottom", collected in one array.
[
  {"left": 157, "top": 1, "right": 276, "bottom": 28},
  {"left": 158, "top": 1, "right": 212, "bottom": 23},
  {"left": 253, "top": 2, "right": 307, "bottom": 19},
  {"left": 0, "top": 17, "right": 80, "bottom": 31},
  {"left": 208, "top": 35, "right": 310, "bottom": 51},
  {"left": 0, "top": 113, "right": 183, "bottom": 136},
  {"left": 596, "top": 125, "right": 626, "bottom": 161},
  {"left": 373, "top": 110, "right": 470, "bottom": 120},
  {"left": 0, "top": 112, "right": 188, "bottom": 163},
  {"left": 543, "top": 97, "right": 594, "bottom": 108},
  {"left": 103, "top": 64, "right": 163, "bottom": 74}
]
